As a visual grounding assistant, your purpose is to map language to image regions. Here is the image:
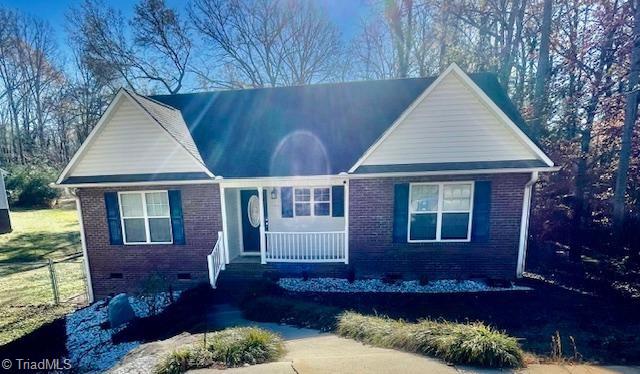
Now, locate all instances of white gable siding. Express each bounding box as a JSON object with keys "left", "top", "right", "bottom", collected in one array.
[
  {"left": 361, "top": 73, "right": 539, "bottom": 166},
  {"left": 70, "top": 98, "right": 204, "bottom": 176}
]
